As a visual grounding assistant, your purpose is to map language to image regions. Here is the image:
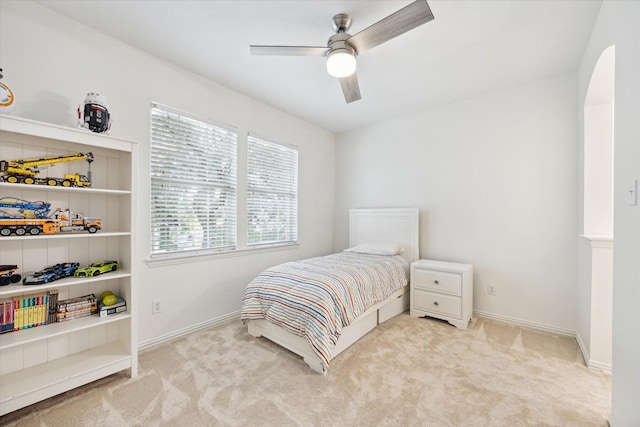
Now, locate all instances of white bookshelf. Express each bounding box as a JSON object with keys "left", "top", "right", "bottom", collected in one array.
[{"left": 0, "top": 114, "right": 138, "bottom": 416}]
